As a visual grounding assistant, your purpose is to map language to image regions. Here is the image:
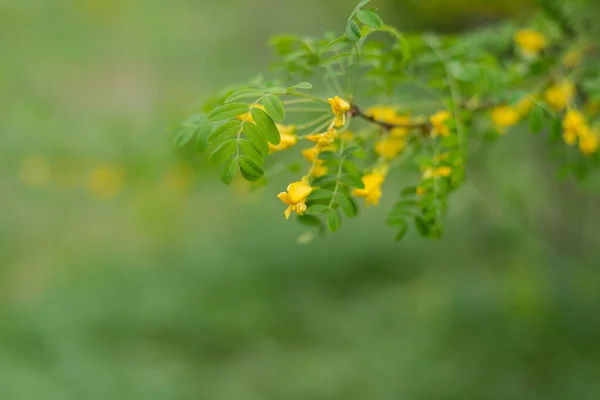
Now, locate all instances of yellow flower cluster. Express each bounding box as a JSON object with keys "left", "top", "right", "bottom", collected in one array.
[
  {"left": 562, "top": 110, "right": 599, "bottom": 156},
  {"left": 352, "top": 165, "right": 387, "bottom": 207},
  {"left": 329, "top": 96, "right": 351, "bottom": 128},
  {"left": 302, "top": 146, "right": 331, "bottom": 178},
  {"left": 277, "top": 176, "right": 313, "bottom": 219},
  {"left": 514, "top": 29, "right": 547, "bottom": 58},
  {"left": 368, "top": 106, "right": 412, "bottom": 159},
  {"left": 430, "top": 111, "right": 452, "bottom": 137},
  {"left": 491, "top": 105, "right": 520, "bottom": 134},
  {"left": 545, "top": 81, "right": 576, "bottom": 111}
]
